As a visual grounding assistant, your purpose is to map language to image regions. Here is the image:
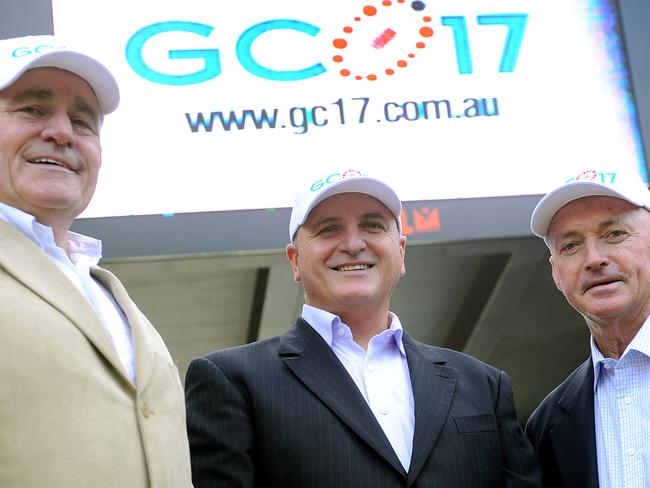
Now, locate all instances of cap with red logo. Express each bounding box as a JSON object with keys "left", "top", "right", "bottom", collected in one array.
[
  {"left": 530, "top": 169, "right": 650, "bottom": 239},
  {"left": 289, "top": 169, "right": 402, "bottom": 242},
  {"left": 0, "top": 35, "right": 119, "bottom": 115}
]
